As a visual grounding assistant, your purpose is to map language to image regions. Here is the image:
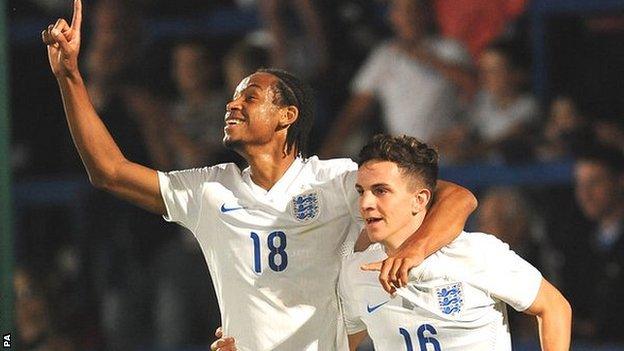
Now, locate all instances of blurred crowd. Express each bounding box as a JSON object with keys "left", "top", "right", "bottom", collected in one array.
[{"left": 9, "top": 0, "right": 624, "bottom": 350}]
